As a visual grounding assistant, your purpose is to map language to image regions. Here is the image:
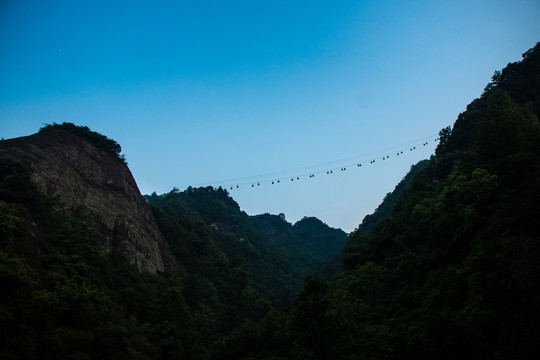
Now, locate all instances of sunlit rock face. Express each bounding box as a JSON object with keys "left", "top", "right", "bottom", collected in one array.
[{"left": 0, "top": 130, "right": 179, "bottom": 273}]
